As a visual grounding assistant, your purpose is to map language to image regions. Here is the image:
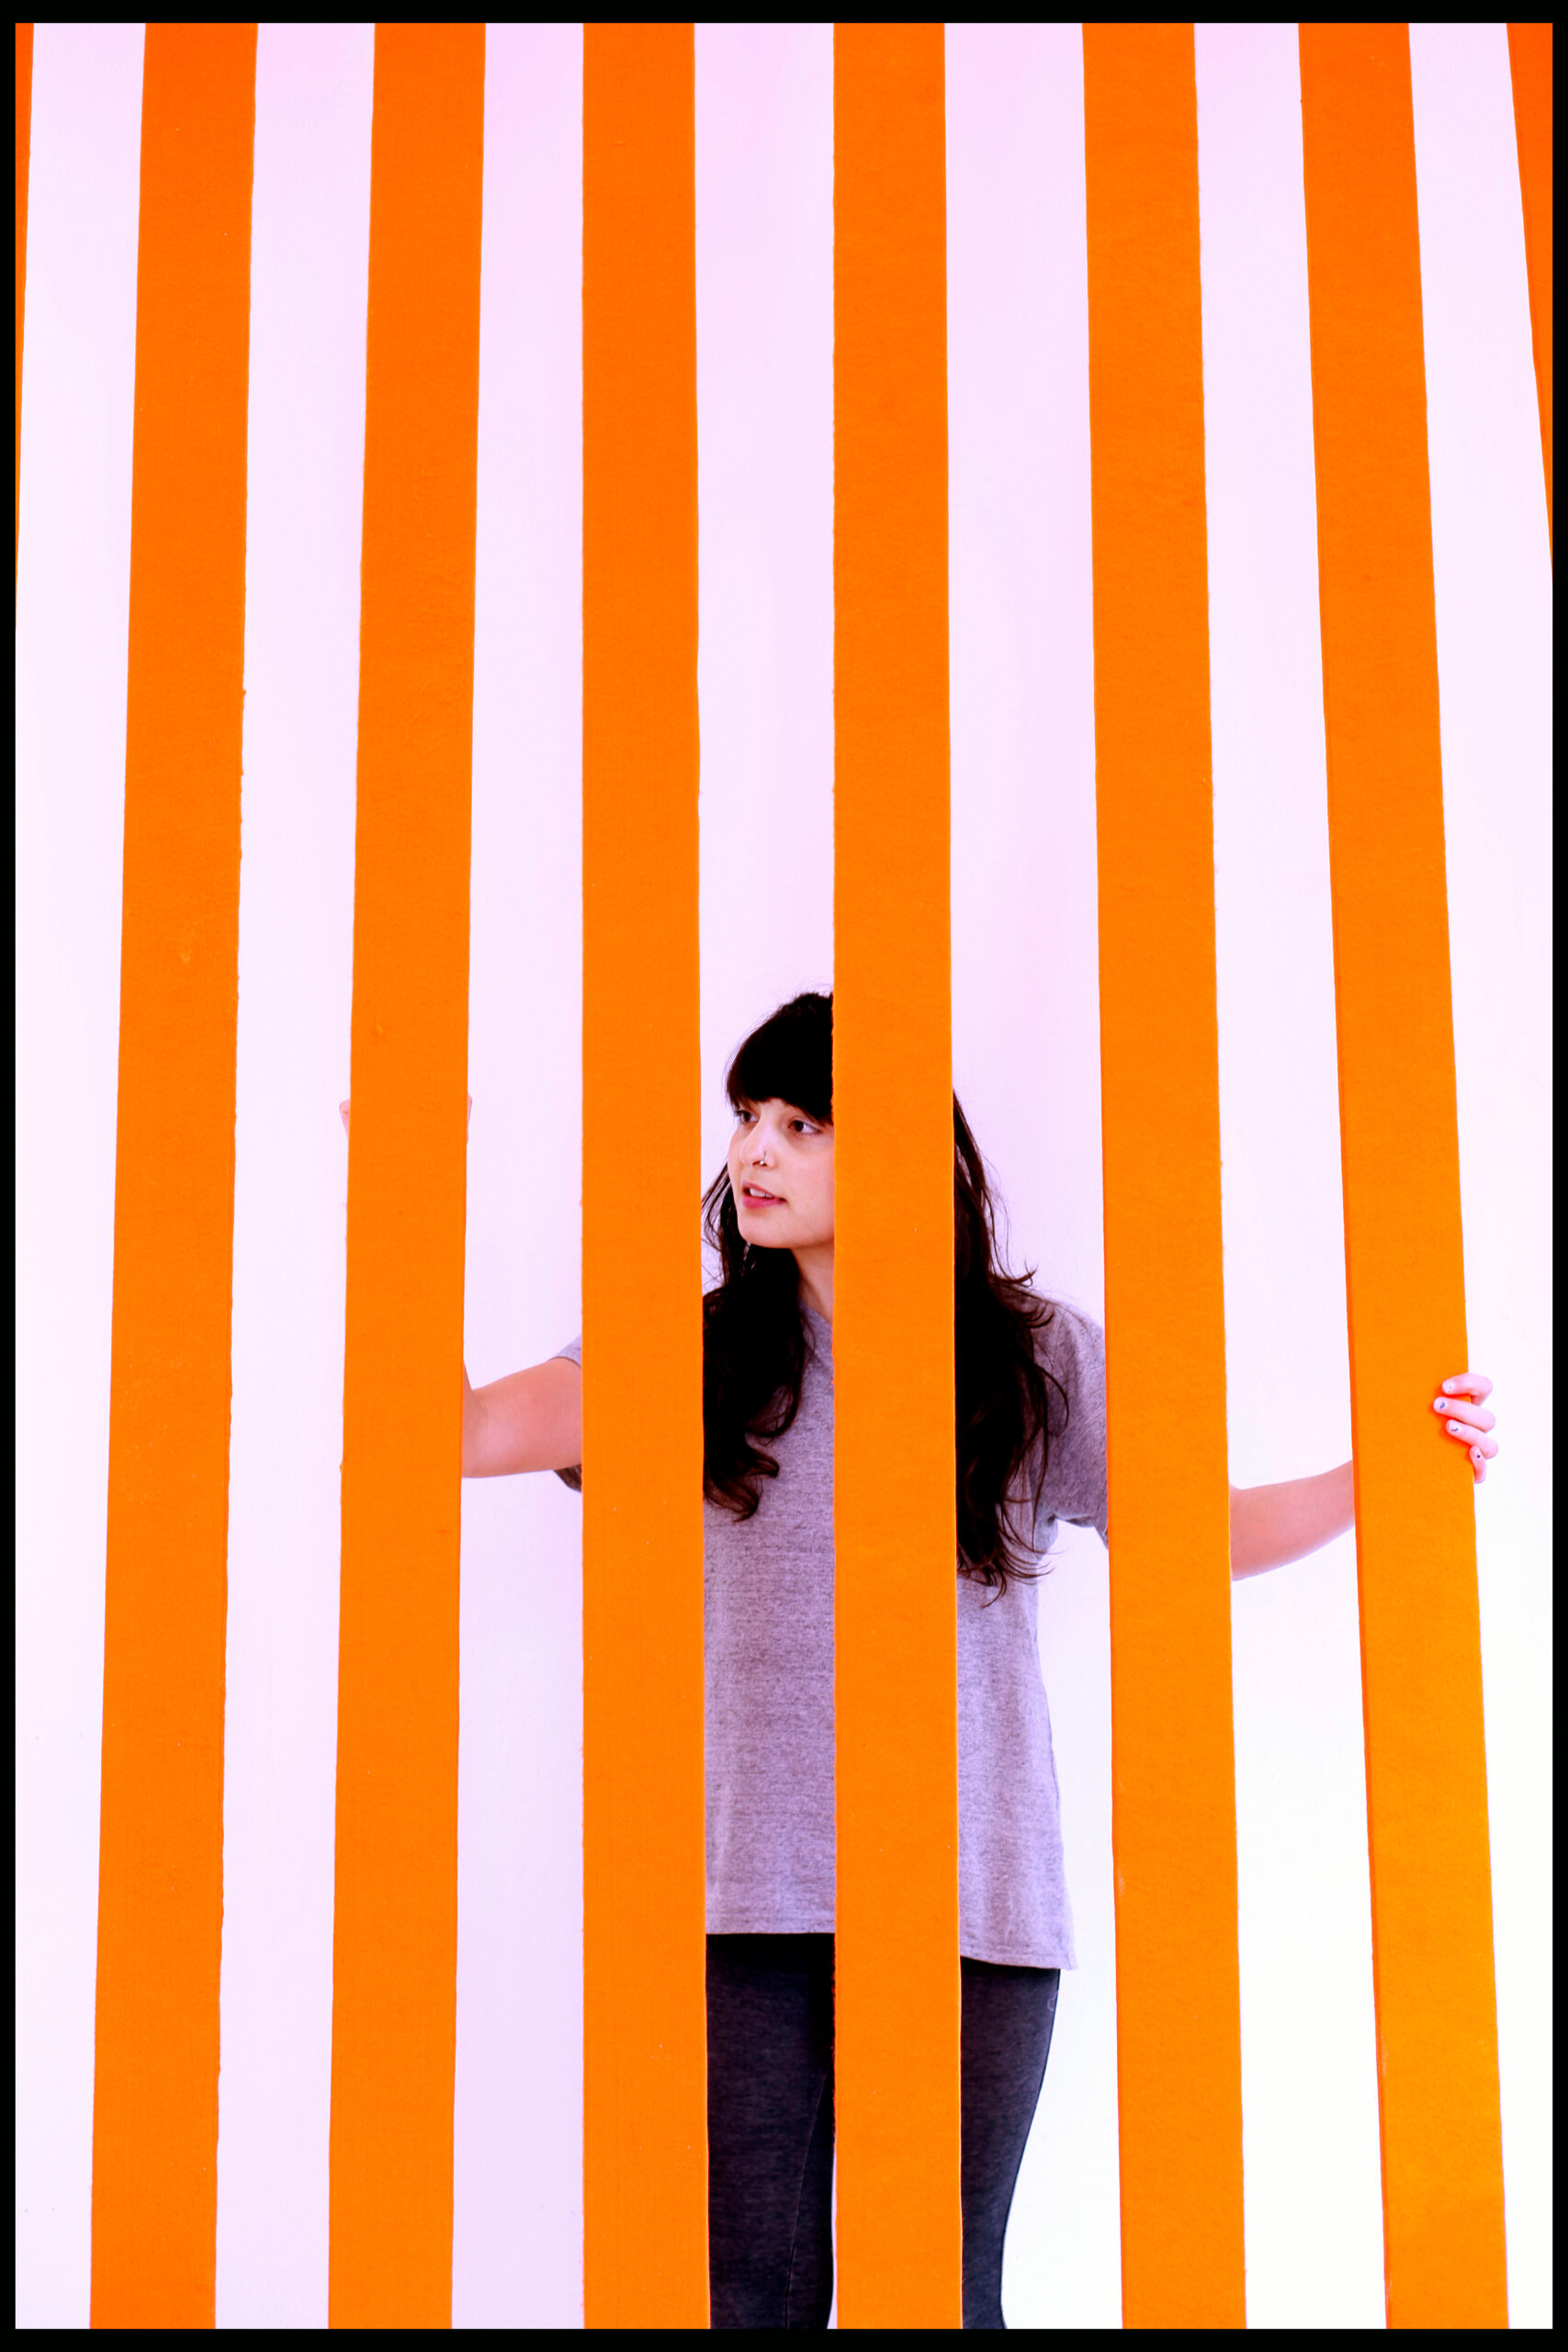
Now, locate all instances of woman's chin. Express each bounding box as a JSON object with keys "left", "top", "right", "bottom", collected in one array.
[{"left": 737, "top": 1217, "right": 792, "bottom": 1252}]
